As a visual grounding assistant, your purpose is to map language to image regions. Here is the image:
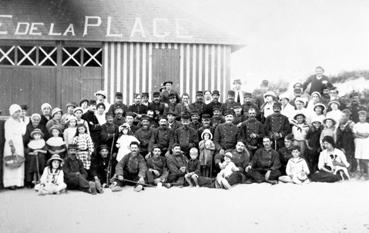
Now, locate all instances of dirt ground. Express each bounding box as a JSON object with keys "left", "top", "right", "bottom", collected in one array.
[{"left": 1, "top": 181, "right": 369, "bottom": 233}]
